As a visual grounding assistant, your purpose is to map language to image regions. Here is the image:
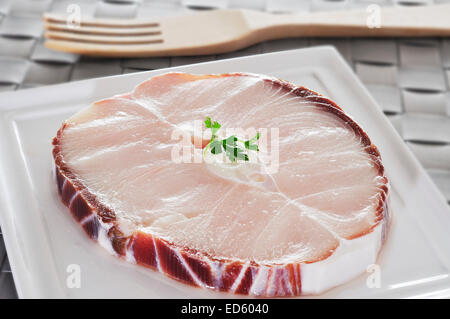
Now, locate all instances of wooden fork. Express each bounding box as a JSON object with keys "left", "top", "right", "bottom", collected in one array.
[{"left": 43, "top": 4, "right": 450, "bottom": 57}]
